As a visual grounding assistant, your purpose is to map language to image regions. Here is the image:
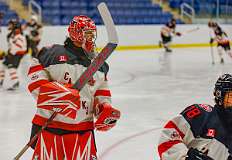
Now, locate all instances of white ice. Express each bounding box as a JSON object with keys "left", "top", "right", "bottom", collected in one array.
[{"left": 1, "top": 47, "right": 232, "bottom": 160}]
